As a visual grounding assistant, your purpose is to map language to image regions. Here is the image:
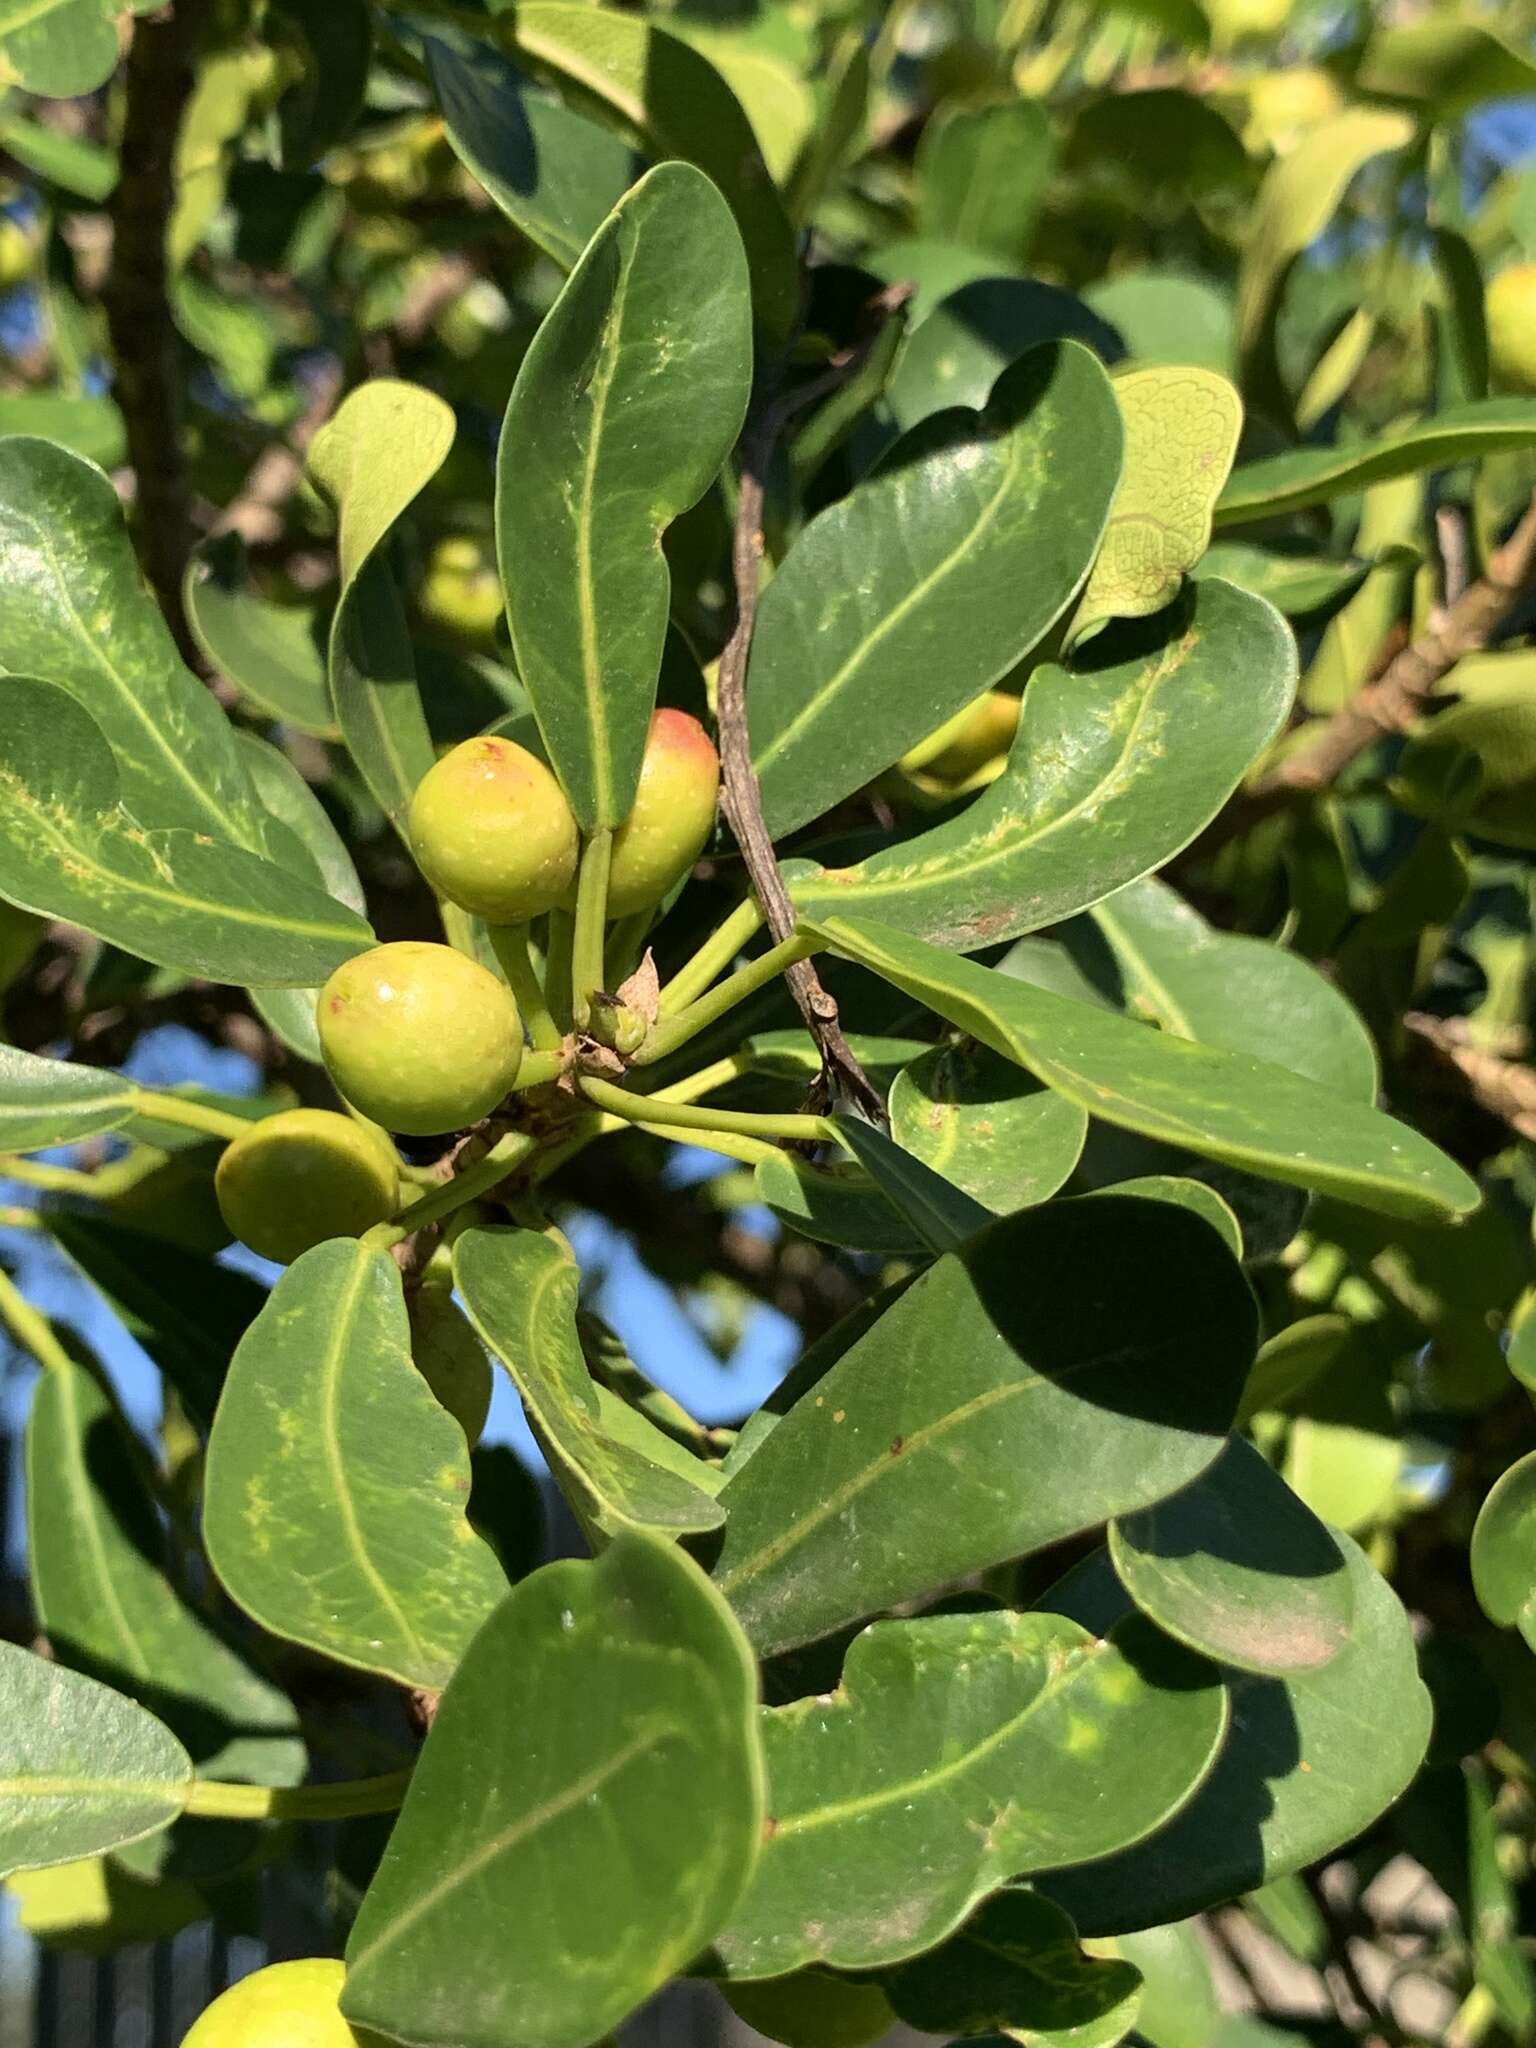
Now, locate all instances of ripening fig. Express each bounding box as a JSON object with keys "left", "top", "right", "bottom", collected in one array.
[
  {"left": 215, "top": 1109, "right": 399, "bottom": 1264},
  {"left": 607, "top": 708, "right": 720, "bottom": 917},
  {"left": 1487, "top": 264, "right": 1536, "bottom": 392},
  {"left": 418, "top": 536, "right": 505, "bottom": 644},
  {"left": 409, "top": 735, "right": 579, "bottom": 923},
  {"left": 318, "top": 941, "right": 523, "bottom": 1136},
  {"left": 182, "top": 1958, "right": 381, "bottom": 2046}
]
